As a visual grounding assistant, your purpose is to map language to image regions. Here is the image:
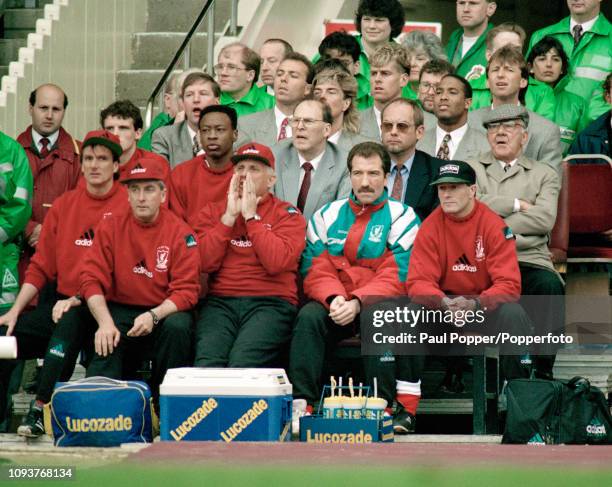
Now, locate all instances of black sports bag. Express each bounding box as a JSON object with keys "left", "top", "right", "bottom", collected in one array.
[{"left": 502, "top": 376, "right": 612, "bottom": 444}]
